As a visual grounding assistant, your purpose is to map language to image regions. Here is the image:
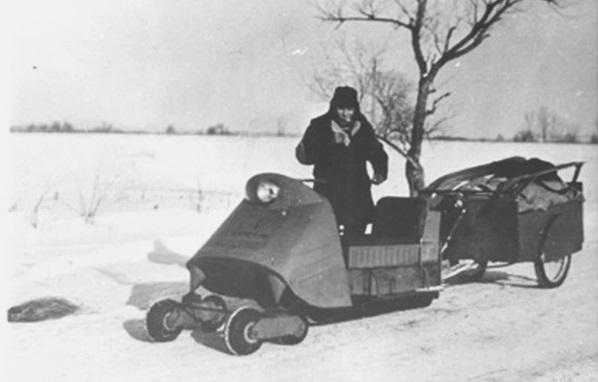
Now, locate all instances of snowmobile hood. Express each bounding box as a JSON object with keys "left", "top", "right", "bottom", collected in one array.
[{"left": 187, "top": 173, "right": 352, "bottom": 309}]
